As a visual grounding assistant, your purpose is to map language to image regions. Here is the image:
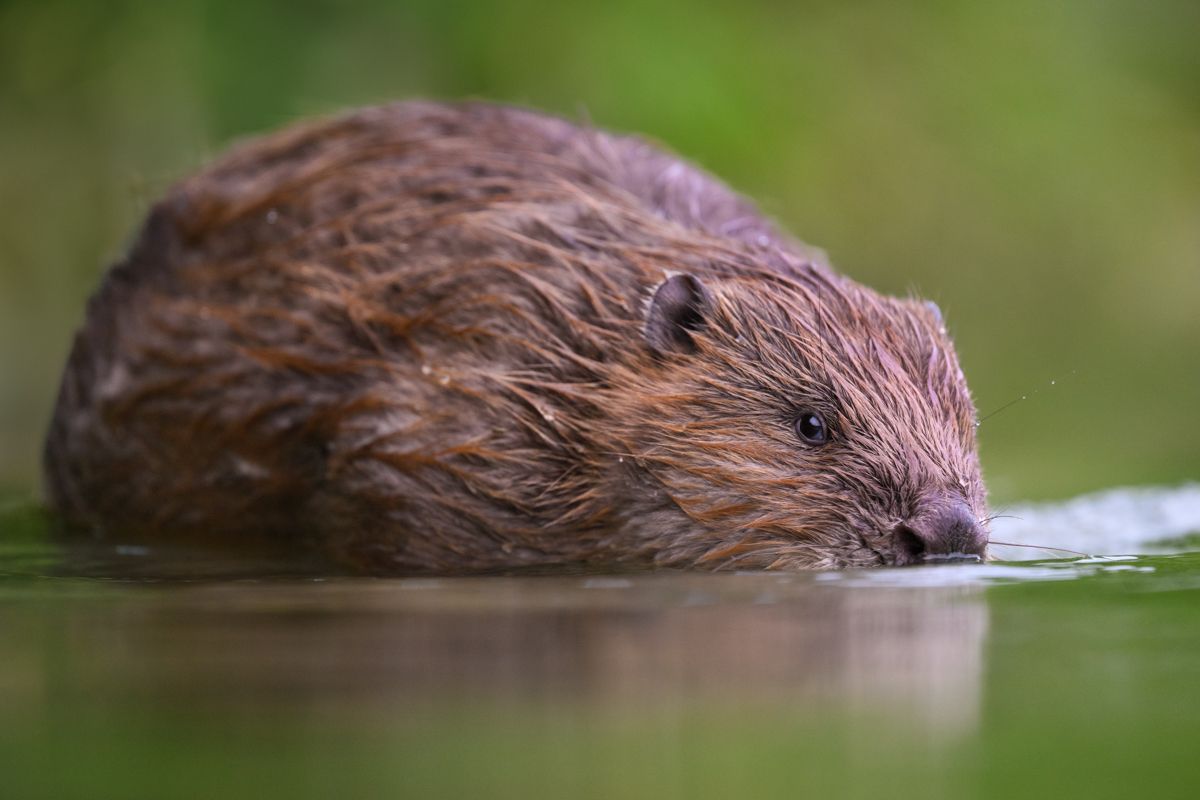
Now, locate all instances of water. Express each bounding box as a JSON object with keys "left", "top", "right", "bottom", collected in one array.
[{"left": 3, "top": 487, "right": 1200, "bottom": 799}]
